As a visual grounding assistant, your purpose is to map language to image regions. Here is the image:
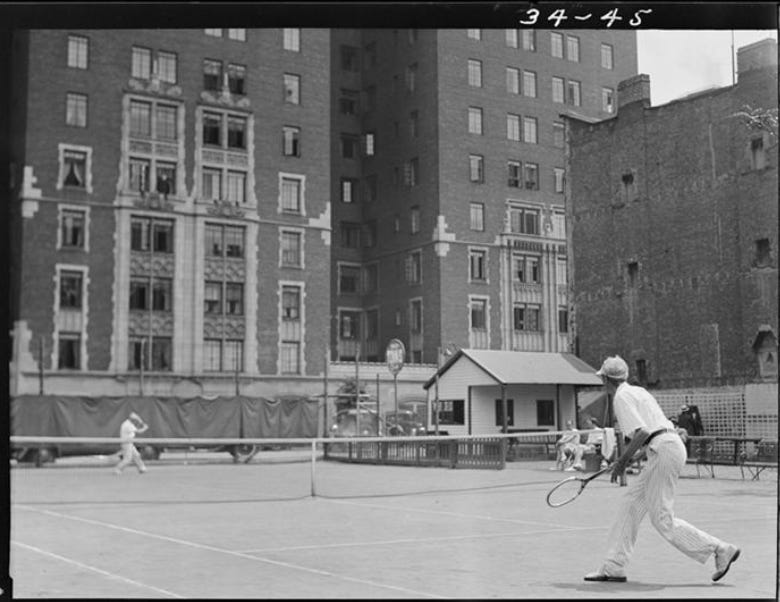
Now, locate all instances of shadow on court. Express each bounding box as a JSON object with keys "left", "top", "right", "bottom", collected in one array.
[{"left": 10, "top": 456, "right": 778, "bottom": 599}]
